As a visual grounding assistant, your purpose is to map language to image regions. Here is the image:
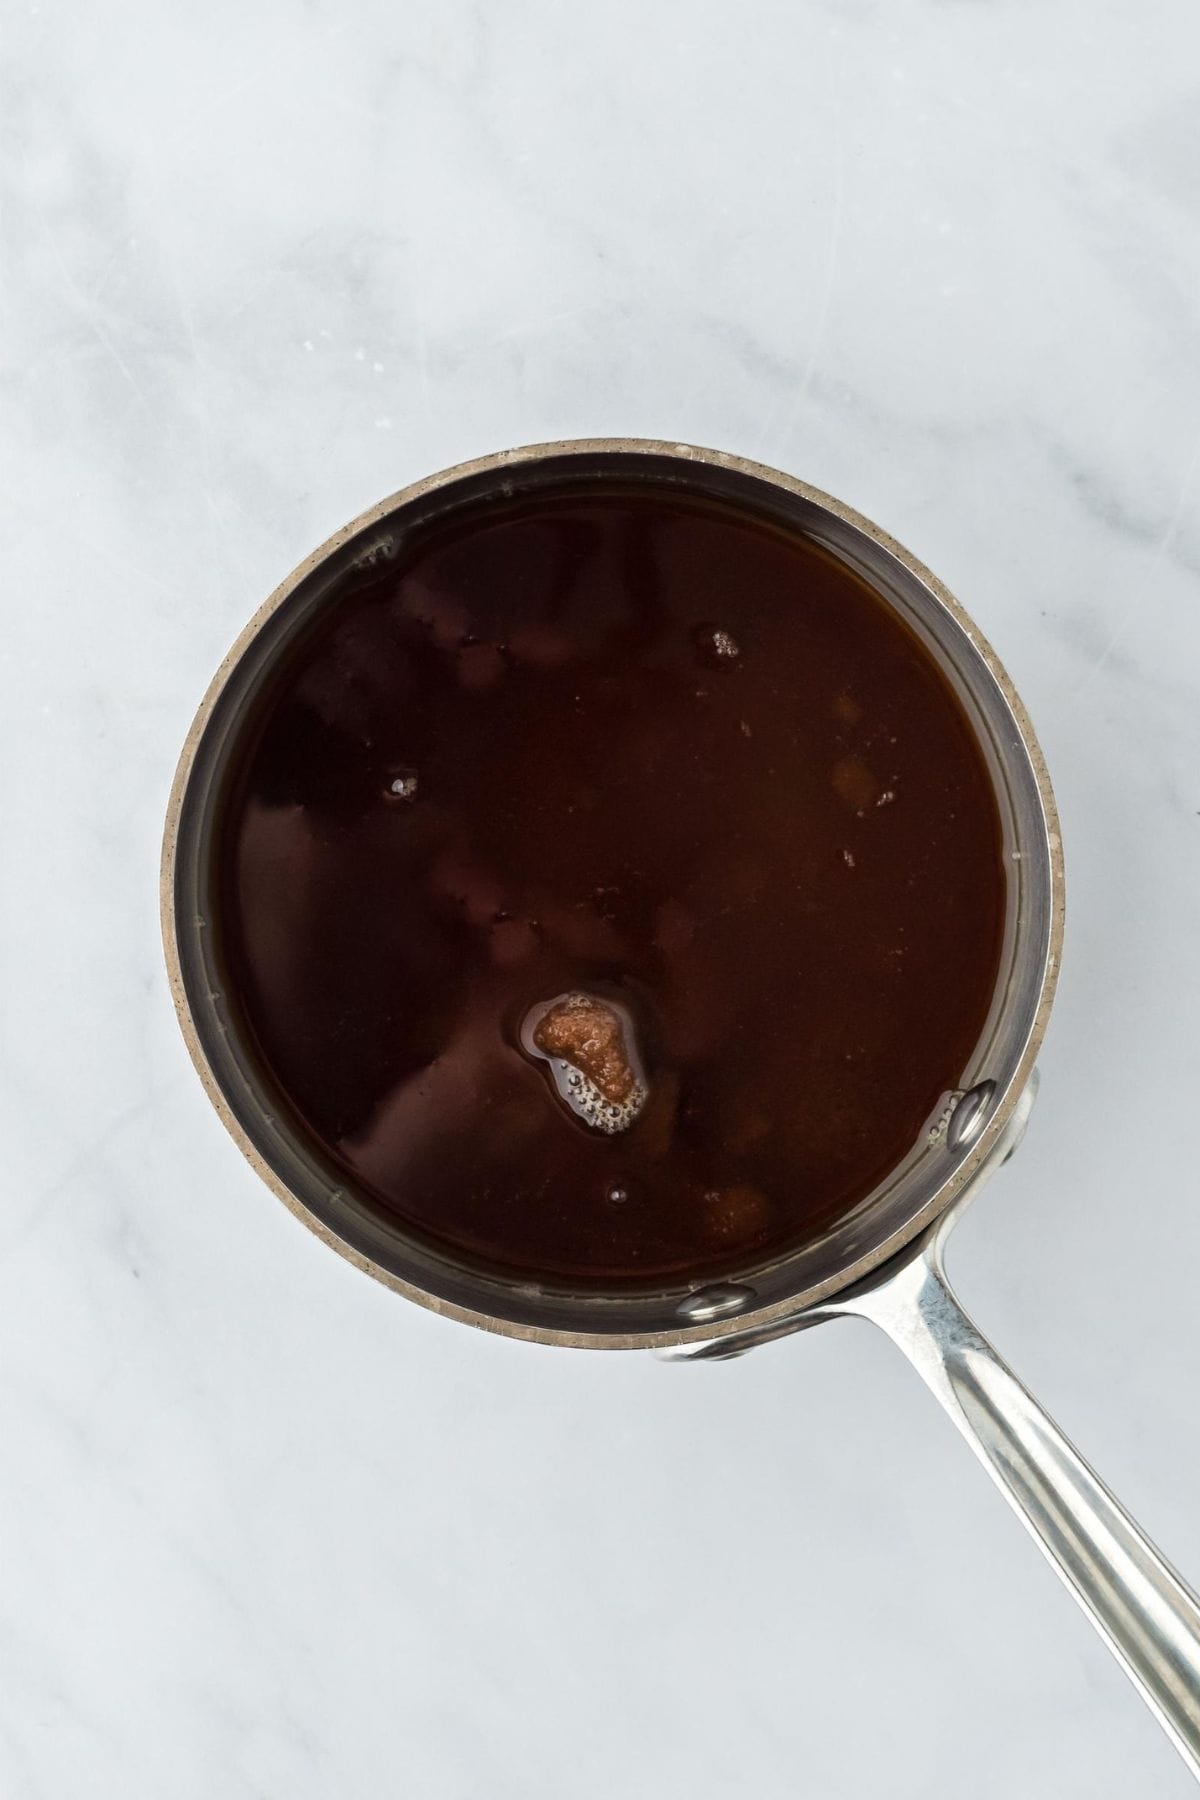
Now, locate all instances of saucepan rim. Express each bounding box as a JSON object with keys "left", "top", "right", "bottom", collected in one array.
[{"left": 161, "top": 438, "right": 1064, "bottom": 1348}]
